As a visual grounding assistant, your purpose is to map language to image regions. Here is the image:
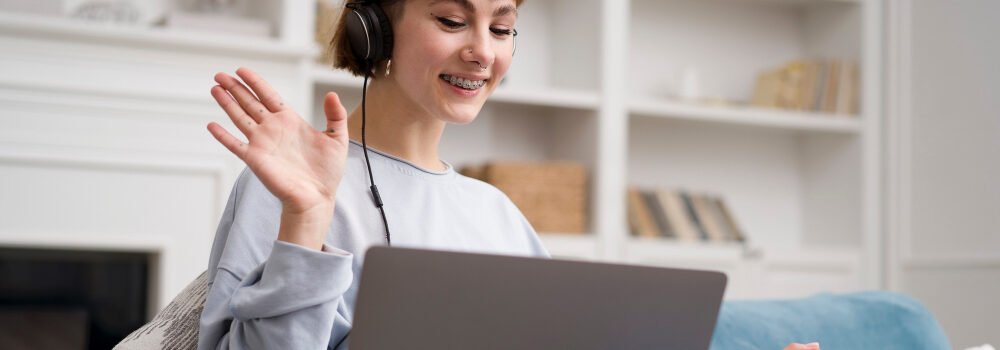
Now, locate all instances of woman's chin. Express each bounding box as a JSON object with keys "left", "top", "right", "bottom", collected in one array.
[
  {"left": 440, "top": 104, "right": 484, "bottom": 125},
  {"left": 445, "top": 112, "right": 479, "bottom": 125}
]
